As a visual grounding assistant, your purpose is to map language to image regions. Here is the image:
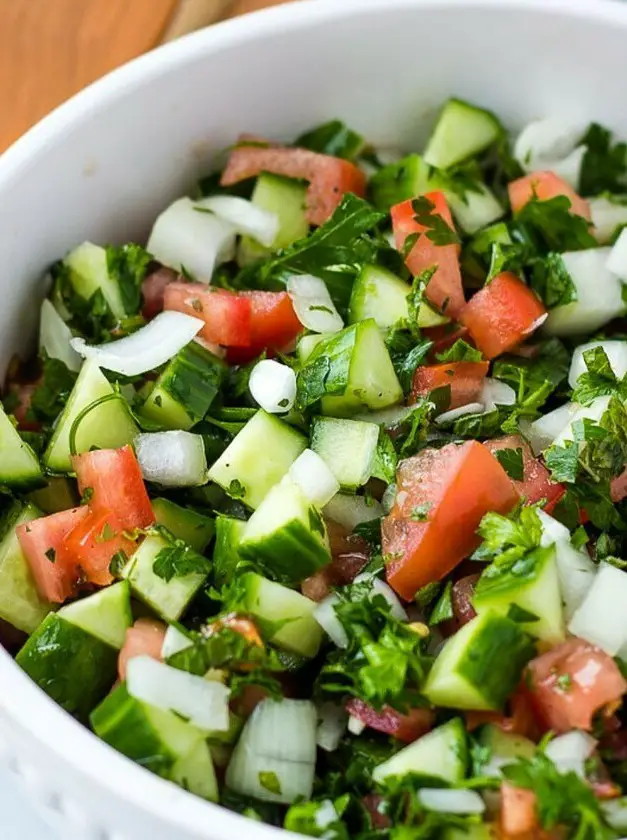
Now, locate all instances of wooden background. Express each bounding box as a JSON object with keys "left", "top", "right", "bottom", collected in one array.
[{"left": 0, "top": 0, "right": 297, "bottom": 153}]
